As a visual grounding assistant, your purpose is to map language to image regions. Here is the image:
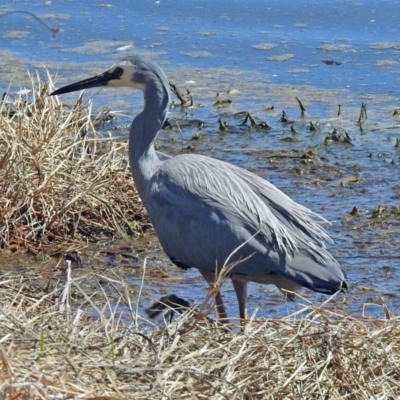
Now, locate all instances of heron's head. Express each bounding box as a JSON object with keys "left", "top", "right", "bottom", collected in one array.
[{"left": 50, "top": 56, "right": 168, "bottom": 96}]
